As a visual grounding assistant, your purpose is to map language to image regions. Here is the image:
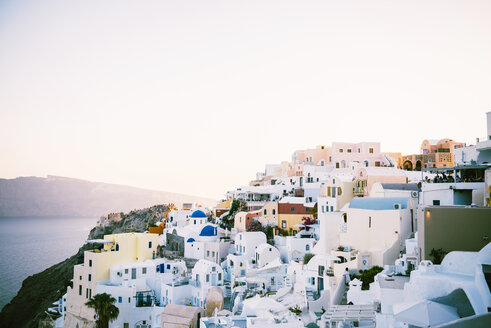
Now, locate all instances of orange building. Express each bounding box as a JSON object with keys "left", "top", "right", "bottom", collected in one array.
[{"left": 399, "top": 139, "right": 465, "bottom": 171}]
